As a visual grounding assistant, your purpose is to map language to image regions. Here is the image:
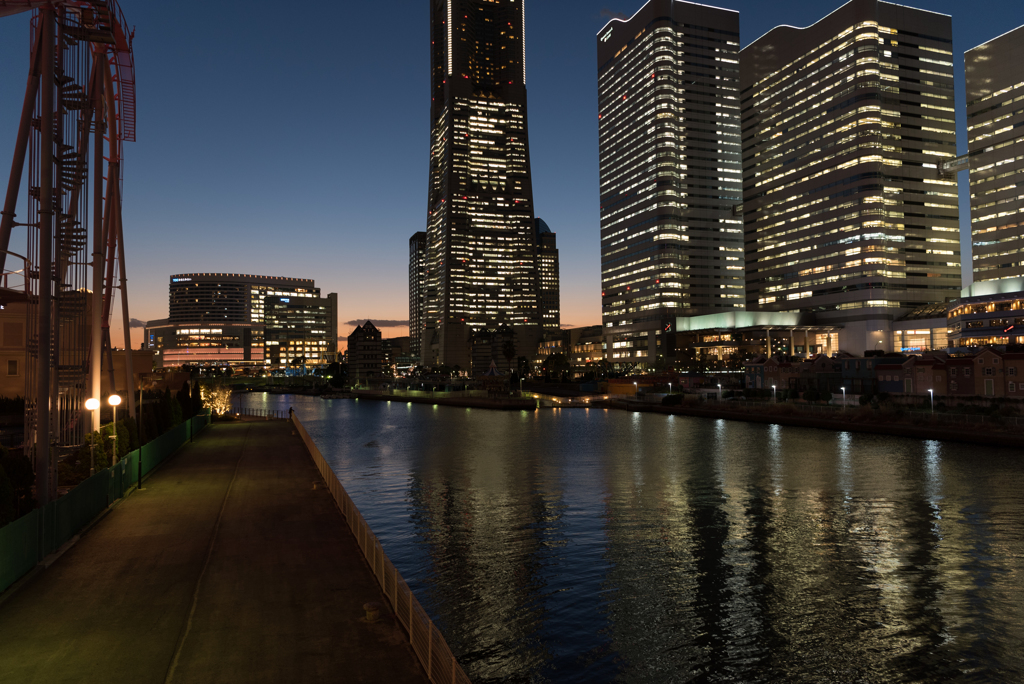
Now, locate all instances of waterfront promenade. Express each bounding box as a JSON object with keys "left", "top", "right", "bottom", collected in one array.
[{"left": 0, "top": 421, "right": 428, "bottom": 684}]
